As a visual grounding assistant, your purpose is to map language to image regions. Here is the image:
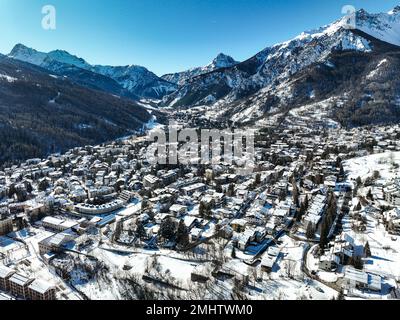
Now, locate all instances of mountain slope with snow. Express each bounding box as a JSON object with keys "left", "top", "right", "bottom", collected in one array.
[
  {"left": 356, "top": 7, "right": 400, "bottom": 47},
  {"left": 162, "top": 53, "right": 239, "bottom": 85},
  {"left": 7, "top": 44, "right": 176, "bottom": 99},
  {"left": 0, "top": 55, "right": 151, "bottom": 163},
  {"left": 92, "top": 64, "right": 177, "bottom": 99},
  {"left": 161, "top": 7, "right": 400, "bottom": 110}
]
